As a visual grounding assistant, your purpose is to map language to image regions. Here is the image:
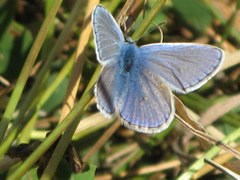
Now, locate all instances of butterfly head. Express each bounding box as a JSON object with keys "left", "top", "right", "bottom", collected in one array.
[{"left": 124, "top": 35, "right": 135, "bottom": 44}]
